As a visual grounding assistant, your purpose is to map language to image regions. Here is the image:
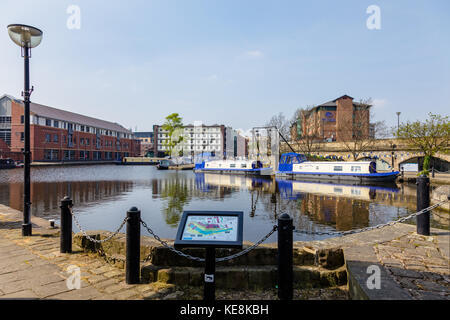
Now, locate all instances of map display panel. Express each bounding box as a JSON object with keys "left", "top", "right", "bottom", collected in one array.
[{"left": 181, "top": 215, "right": 238, "bottom": 242}]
